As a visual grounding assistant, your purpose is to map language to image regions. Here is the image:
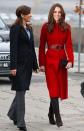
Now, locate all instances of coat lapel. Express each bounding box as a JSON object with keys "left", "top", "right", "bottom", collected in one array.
[{"left": 22, "top": 27, "right": 31, "bottom": 41}]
